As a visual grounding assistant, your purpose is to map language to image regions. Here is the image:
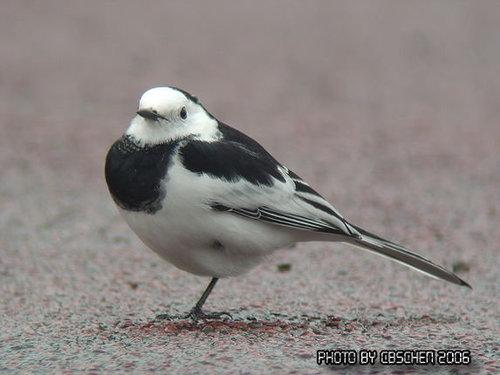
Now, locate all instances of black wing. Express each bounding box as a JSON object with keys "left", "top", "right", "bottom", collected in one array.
[
  {"left": 181, "top": 122, "right": 355, "bottom": 235},
  {"left": 211, "top": 203, "right": 345, "bottom": 235}
]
